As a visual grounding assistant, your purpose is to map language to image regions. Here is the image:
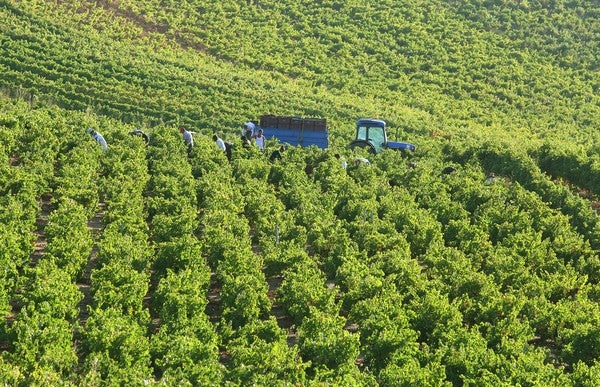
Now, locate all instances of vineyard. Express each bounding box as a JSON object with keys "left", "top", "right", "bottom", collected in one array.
[
  {"left": 1, "top": 98, "right": 599, "bottom": 384},
  {"left": 1, "top": 0, "right": 600, "bottom": 385}
]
